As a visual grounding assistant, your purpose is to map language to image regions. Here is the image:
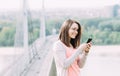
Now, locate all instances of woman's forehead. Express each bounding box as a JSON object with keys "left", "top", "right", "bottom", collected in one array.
[{"left": 70, "top": 23, "right": 78, "bottom": 28}]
